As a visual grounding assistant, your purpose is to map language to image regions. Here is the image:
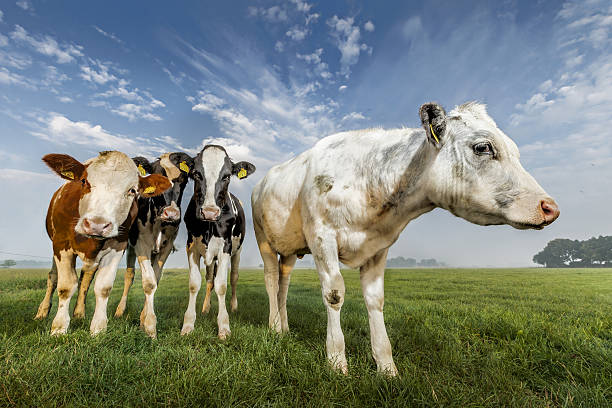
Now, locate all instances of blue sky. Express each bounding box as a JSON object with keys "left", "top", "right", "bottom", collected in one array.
[{"left": 0, "top": 0, "right": 610, "bottom": 267}]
